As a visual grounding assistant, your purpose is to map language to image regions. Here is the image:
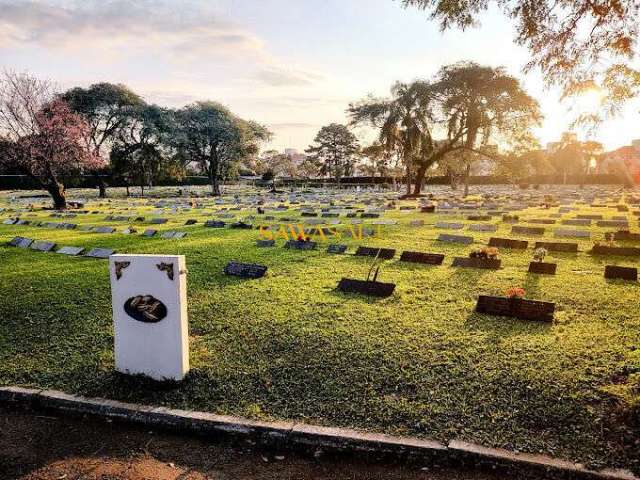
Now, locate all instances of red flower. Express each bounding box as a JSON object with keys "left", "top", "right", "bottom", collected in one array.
[{"left": 506, "top": 287, "right": 525, "bottom": 299}]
